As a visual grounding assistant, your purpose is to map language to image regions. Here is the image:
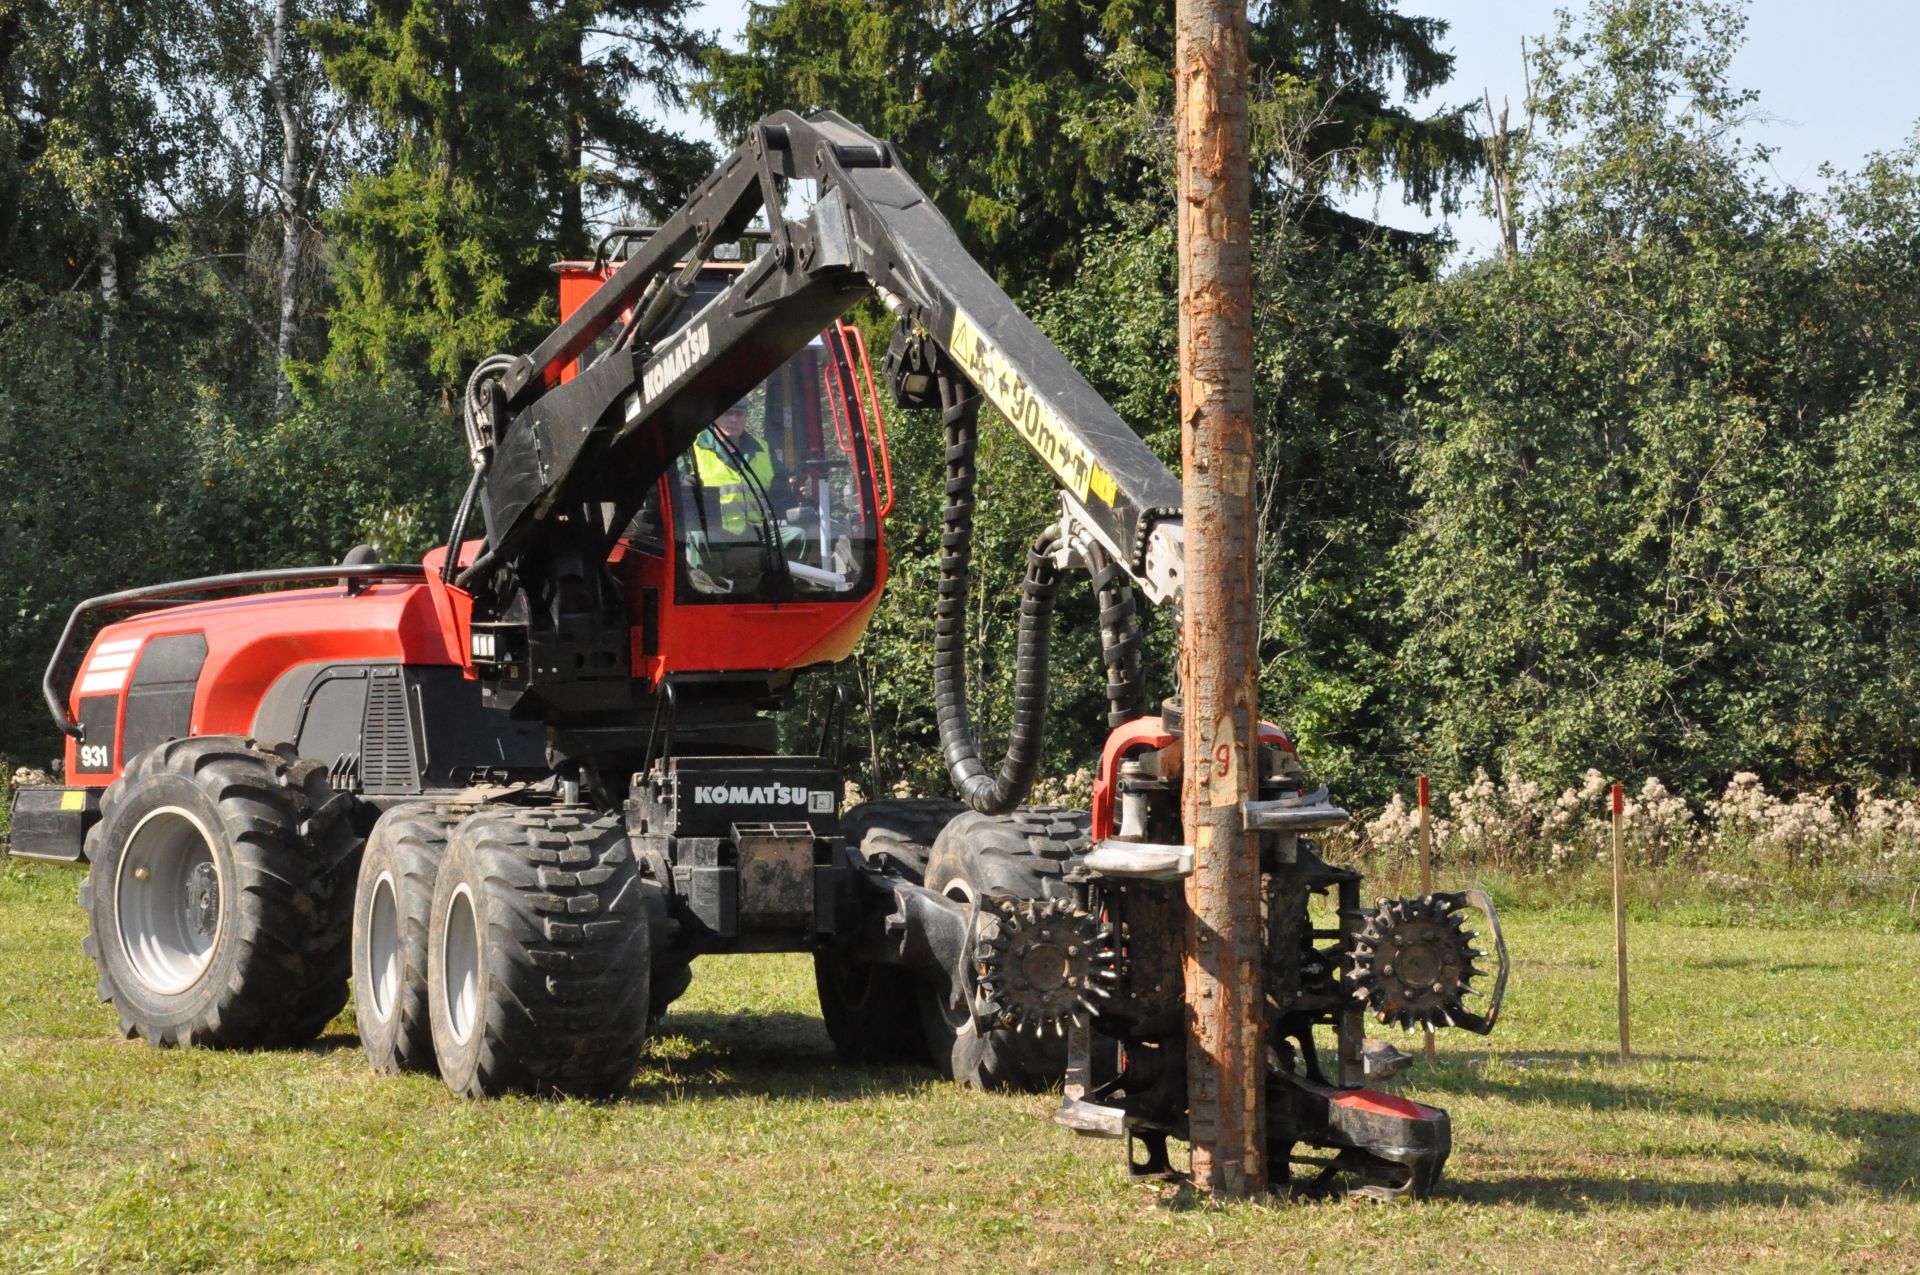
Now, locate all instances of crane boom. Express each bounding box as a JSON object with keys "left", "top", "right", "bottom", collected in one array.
[{"left": 474, "top": 111, "right": 1185, "bottom": 609}]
